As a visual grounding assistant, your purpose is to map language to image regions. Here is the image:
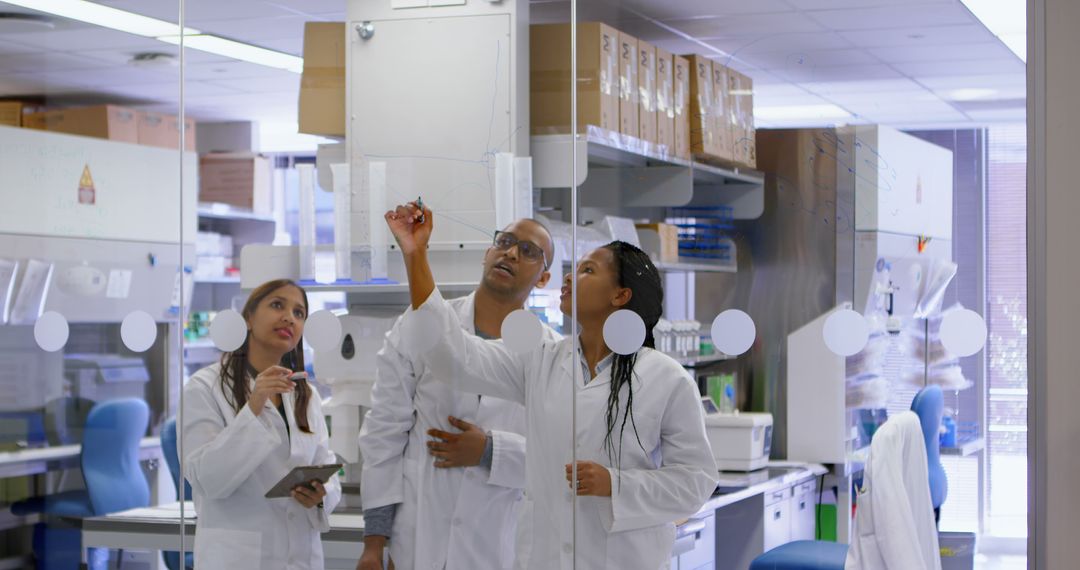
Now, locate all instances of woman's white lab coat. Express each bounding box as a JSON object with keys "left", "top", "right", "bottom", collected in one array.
[
  {"left": 183, "top": 363, "right": 342, "bottom": 570},
  {"left": 403, "top": 289, "right": 718, "bottom": 570},
  {"left": 359, "top": 292, "right": 559, "bottom": 570}
]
